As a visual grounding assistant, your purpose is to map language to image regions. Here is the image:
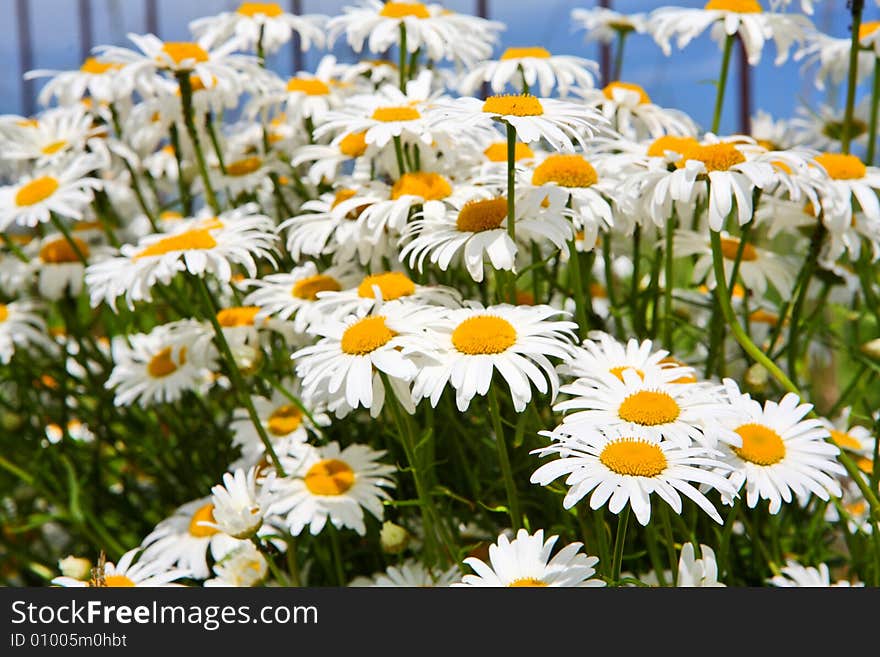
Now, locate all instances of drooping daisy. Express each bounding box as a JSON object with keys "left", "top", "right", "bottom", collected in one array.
[
  {"left": 0, "top": 299, "right": 54, "bottom": 364},
  {"left": 794, "top": 30, "right": 874, "bottom": 92},
  {"left": 571, "top": 7, "right": 649, "bottom": 45},
  {"left": 821, "top": 408, "right": 875, "bottom": 460},
  {"left": 579, "top": 82, "right": 698, "bottom": 141},
  {"left": 1, "top": 106, "right": 104, "bottom": 165},
  {"left": 768, "top": 560, "right": 863, "bottom": 587},
  {"left": 350, "top": 559, "right": 459, "bottom": 587},
  {"left": 85, "top": 205, "right": 277, "bottom": 310},
  {"left": 554, "top": 368, "right": 735, "bottom": 448},
  {"left": 190, "top": 2, "right": 327, "bottom": 55},
  {"left": 204, "top": 541, "right": 268, "bottom": 587},
  {"left": 411, "top": 303, "right": 577, "bottom": 412},
  {"left": 715, "top": 382, "right": 845, "bottom": 513},
  {"left": 209, "top": 466, "right": 276, "bottom": 539},
  {"left": 531, "top": 426, "right": 736, "bottom": 525},
  {"left": 52, "top": 548, "right": 189, "bottom": 587},
  {"left": 455, "top": 529, "right": 604, "bottom": 587},
  {"left": 676, "top": 543, "right": 725, "bottom": 587},
  {"left": 271, "top": 441, "right": 395, "bottom": 536}
]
